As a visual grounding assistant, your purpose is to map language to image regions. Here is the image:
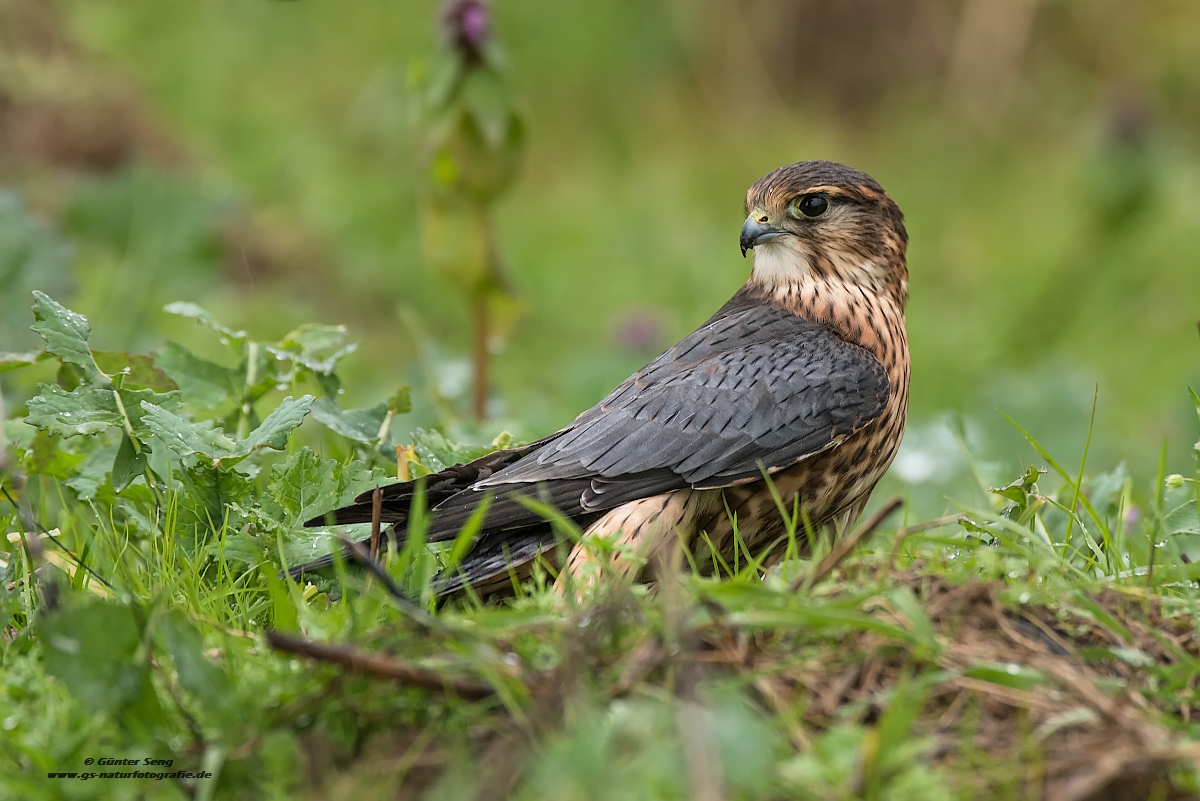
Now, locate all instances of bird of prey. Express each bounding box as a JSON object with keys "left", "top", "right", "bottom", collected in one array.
[{"left": 295, "top": 160, "right": 909, "bottom": 596}]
